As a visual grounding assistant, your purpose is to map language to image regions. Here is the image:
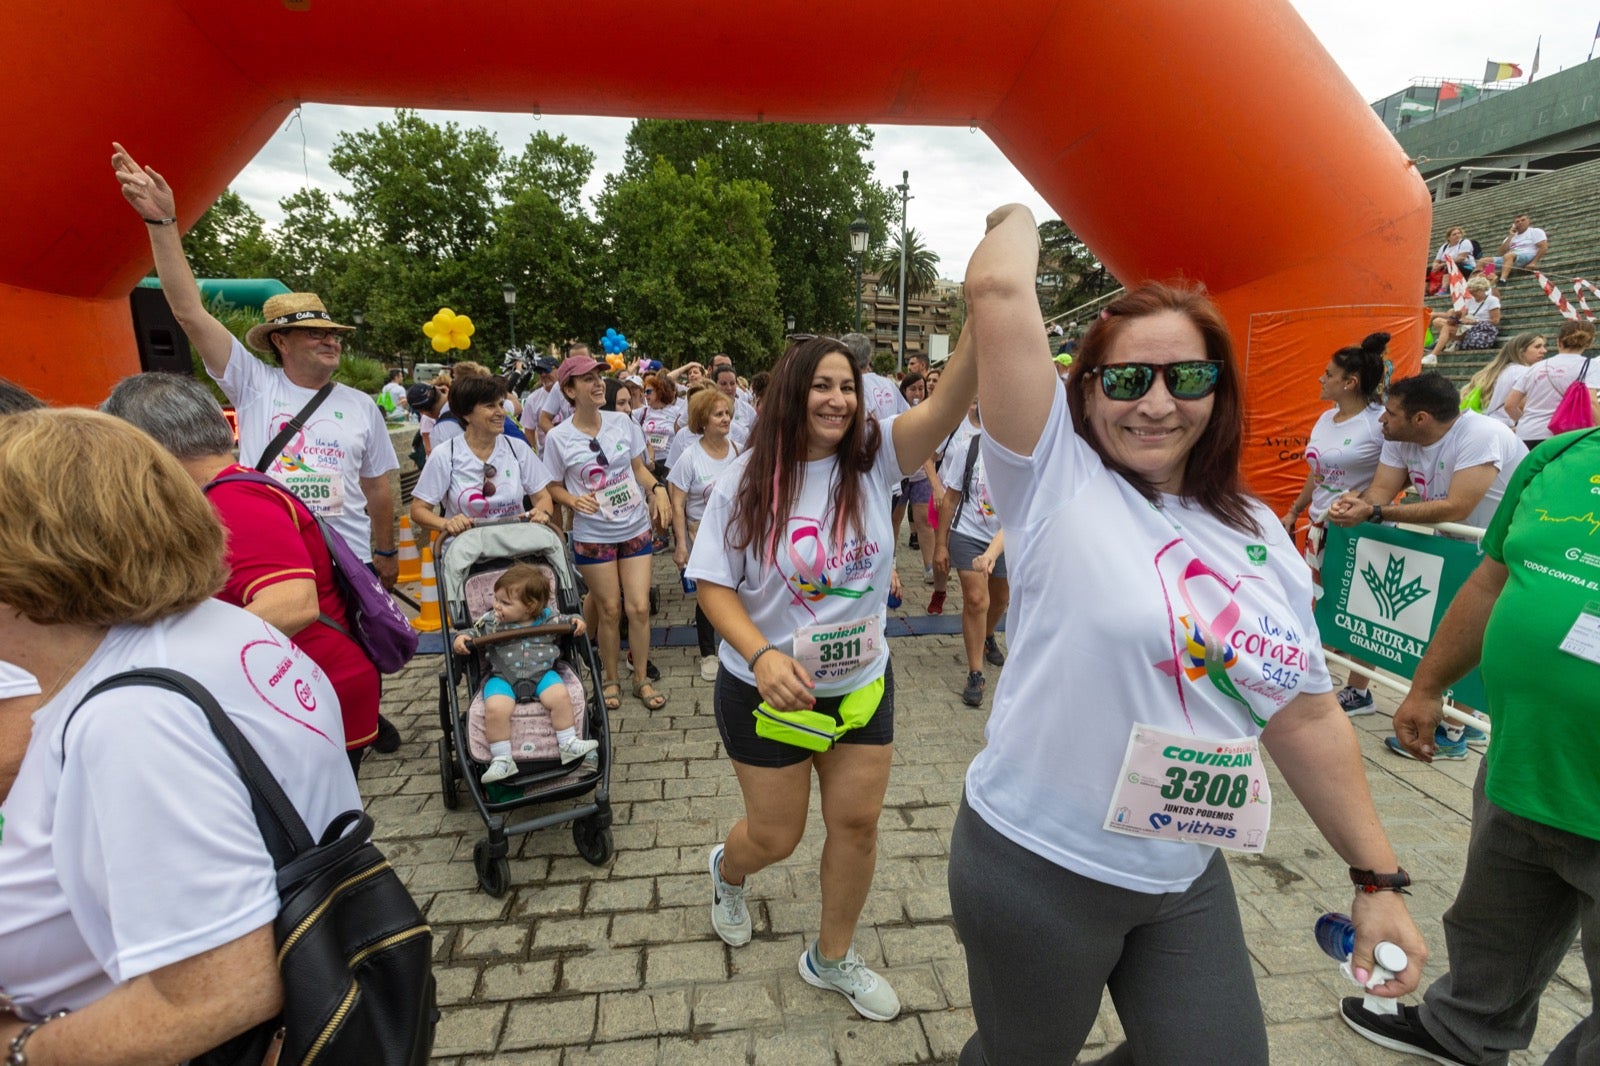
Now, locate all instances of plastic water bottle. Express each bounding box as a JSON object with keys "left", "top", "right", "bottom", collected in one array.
[
  {"left": 1315, "top": 912, "right": 1407, "bottom": 1016},
  {"left": 680, "top": 570, "right": 696, "bottom": 594}
]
